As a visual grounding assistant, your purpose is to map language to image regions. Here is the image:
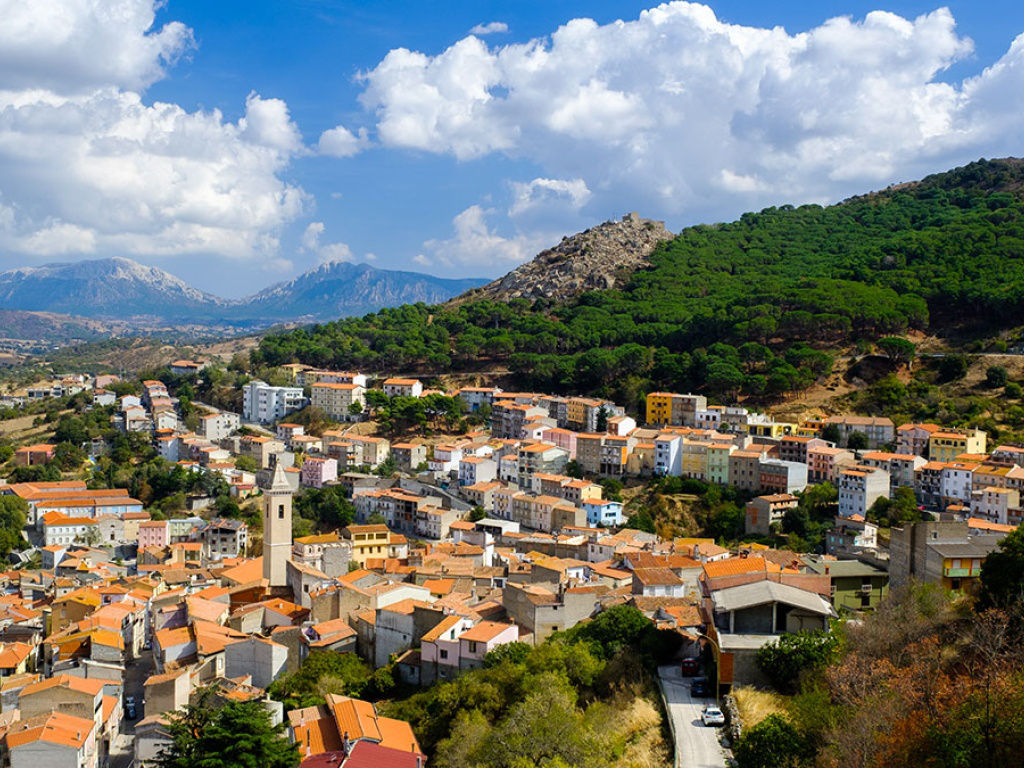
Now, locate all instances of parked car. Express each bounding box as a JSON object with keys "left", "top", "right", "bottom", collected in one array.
[
  {"left": 680, "top": 658, "right": 700, "bottom": 676},
  {"left": 701, "top": 706, "right": 726, "bottom": 727},
  {"left": 690, "top": 677, "right": 709, "bottom": 697}
]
